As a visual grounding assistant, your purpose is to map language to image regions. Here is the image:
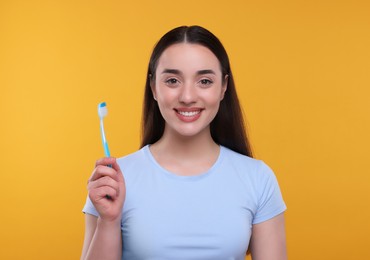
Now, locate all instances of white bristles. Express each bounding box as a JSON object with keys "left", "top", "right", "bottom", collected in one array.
[{"left": 98, "top": 102, "right": 108, "bottom": 118}]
